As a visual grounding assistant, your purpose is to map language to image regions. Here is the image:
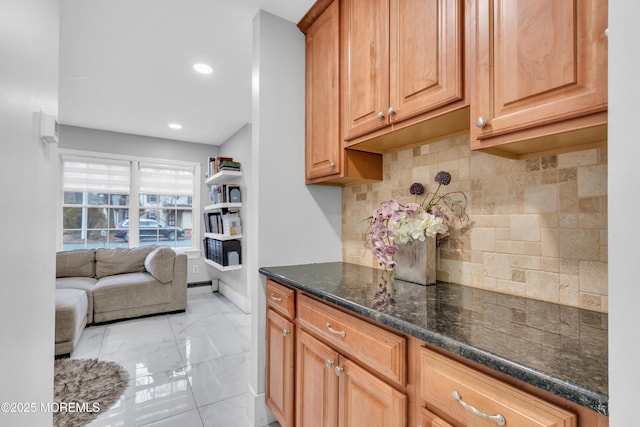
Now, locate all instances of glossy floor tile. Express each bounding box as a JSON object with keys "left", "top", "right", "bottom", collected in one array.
[{"left": 70, "top": 289, "right": 262, "bottom": 427}]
